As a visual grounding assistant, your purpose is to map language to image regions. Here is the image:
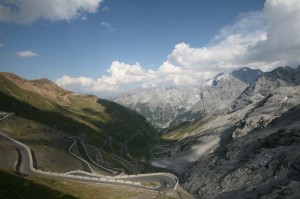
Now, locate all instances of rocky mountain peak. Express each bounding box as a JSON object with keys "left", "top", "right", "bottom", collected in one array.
[
  {"left": 228, "top": 66, "right": 300, "bottom": 113},
  {"left": 203, "top": 67, "right": 262, "bottom": 88},
  {"left": 115, "top": 67, "right": 263, "bottom": 129},
  {"left": 265, "top": 66, "right": 300, "bottom": 85},
  {"left": 232, "top": 67, "right": 262, "bottom": 84}
]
